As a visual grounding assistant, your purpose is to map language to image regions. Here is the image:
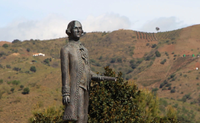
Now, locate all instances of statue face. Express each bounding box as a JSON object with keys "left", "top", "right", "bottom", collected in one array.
[{"left": 71, "top": 21, "right": 82, "bottom": 39}]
